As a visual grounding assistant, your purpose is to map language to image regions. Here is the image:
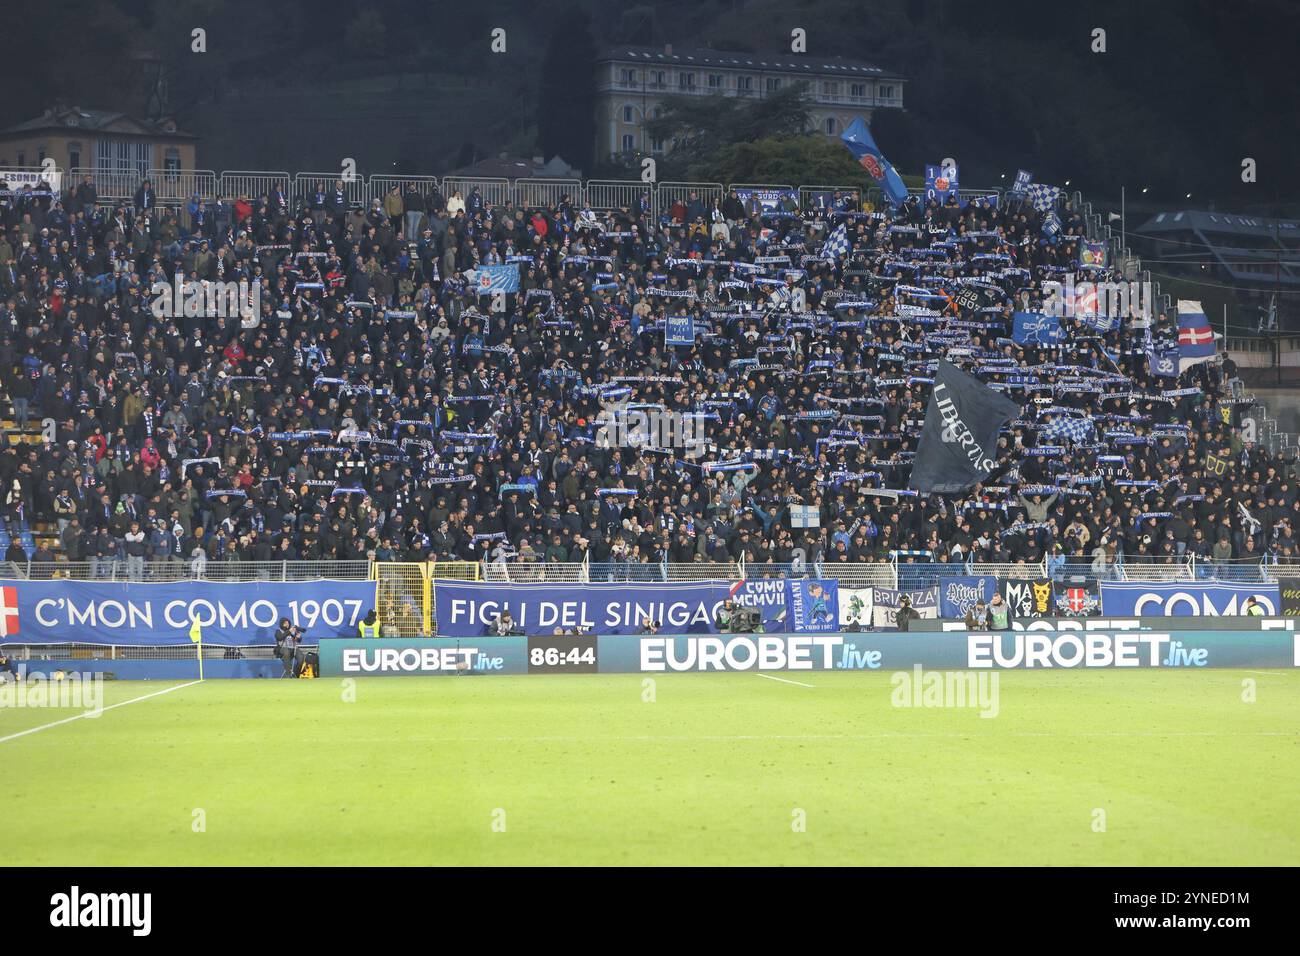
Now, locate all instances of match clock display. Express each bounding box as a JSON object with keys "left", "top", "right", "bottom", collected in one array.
[{"left": 527, "top": 635, "right": 598, "bottom": 673}]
